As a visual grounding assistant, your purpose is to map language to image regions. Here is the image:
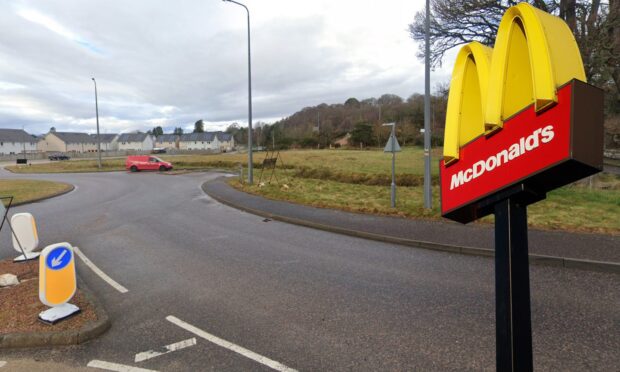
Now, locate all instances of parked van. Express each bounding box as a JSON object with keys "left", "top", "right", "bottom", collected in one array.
[{"left": 126, "top": 155, "right": 173, "bottom": 172}]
